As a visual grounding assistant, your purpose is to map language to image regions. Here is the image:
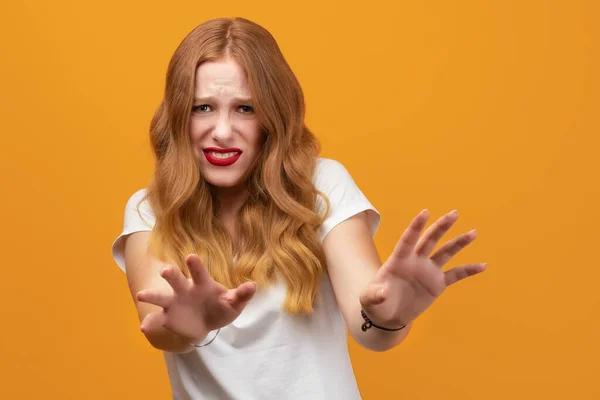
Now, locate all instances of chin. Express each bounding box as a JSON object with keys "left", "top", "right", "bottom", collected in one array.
[{"left": 203, "top": 173, "right": 244, "bottom": 189}]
